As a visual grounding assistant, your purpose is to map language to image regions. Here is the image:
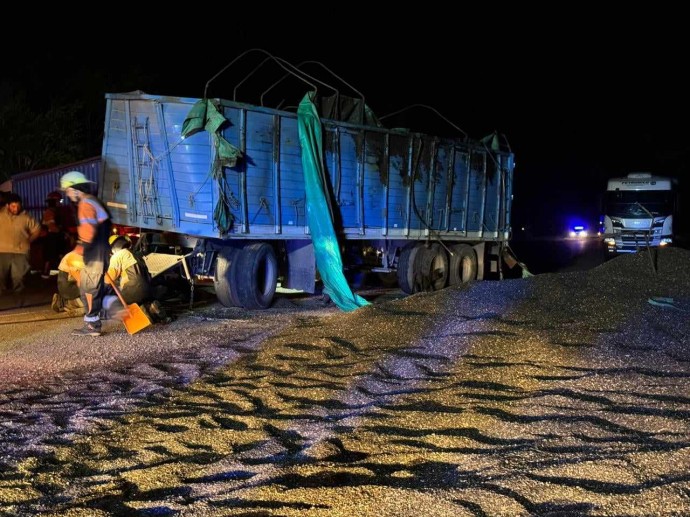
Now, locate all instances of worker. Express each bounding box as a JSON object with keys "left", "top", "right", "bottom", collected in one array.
[
  {"left": 0, "top": 193, "right": 42, "bottom": 295},
  {"left": 59, "top": 171, "right": 112, "bottom": 337},
  {"left": 40, "top": 191, "right": 66, "bottom": 279},
  {"left": 51, "top": 250, "right": 86, "bottom": 317},
  {"left": 103, "top": 235, "right": 169, "bottom": 323}
]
